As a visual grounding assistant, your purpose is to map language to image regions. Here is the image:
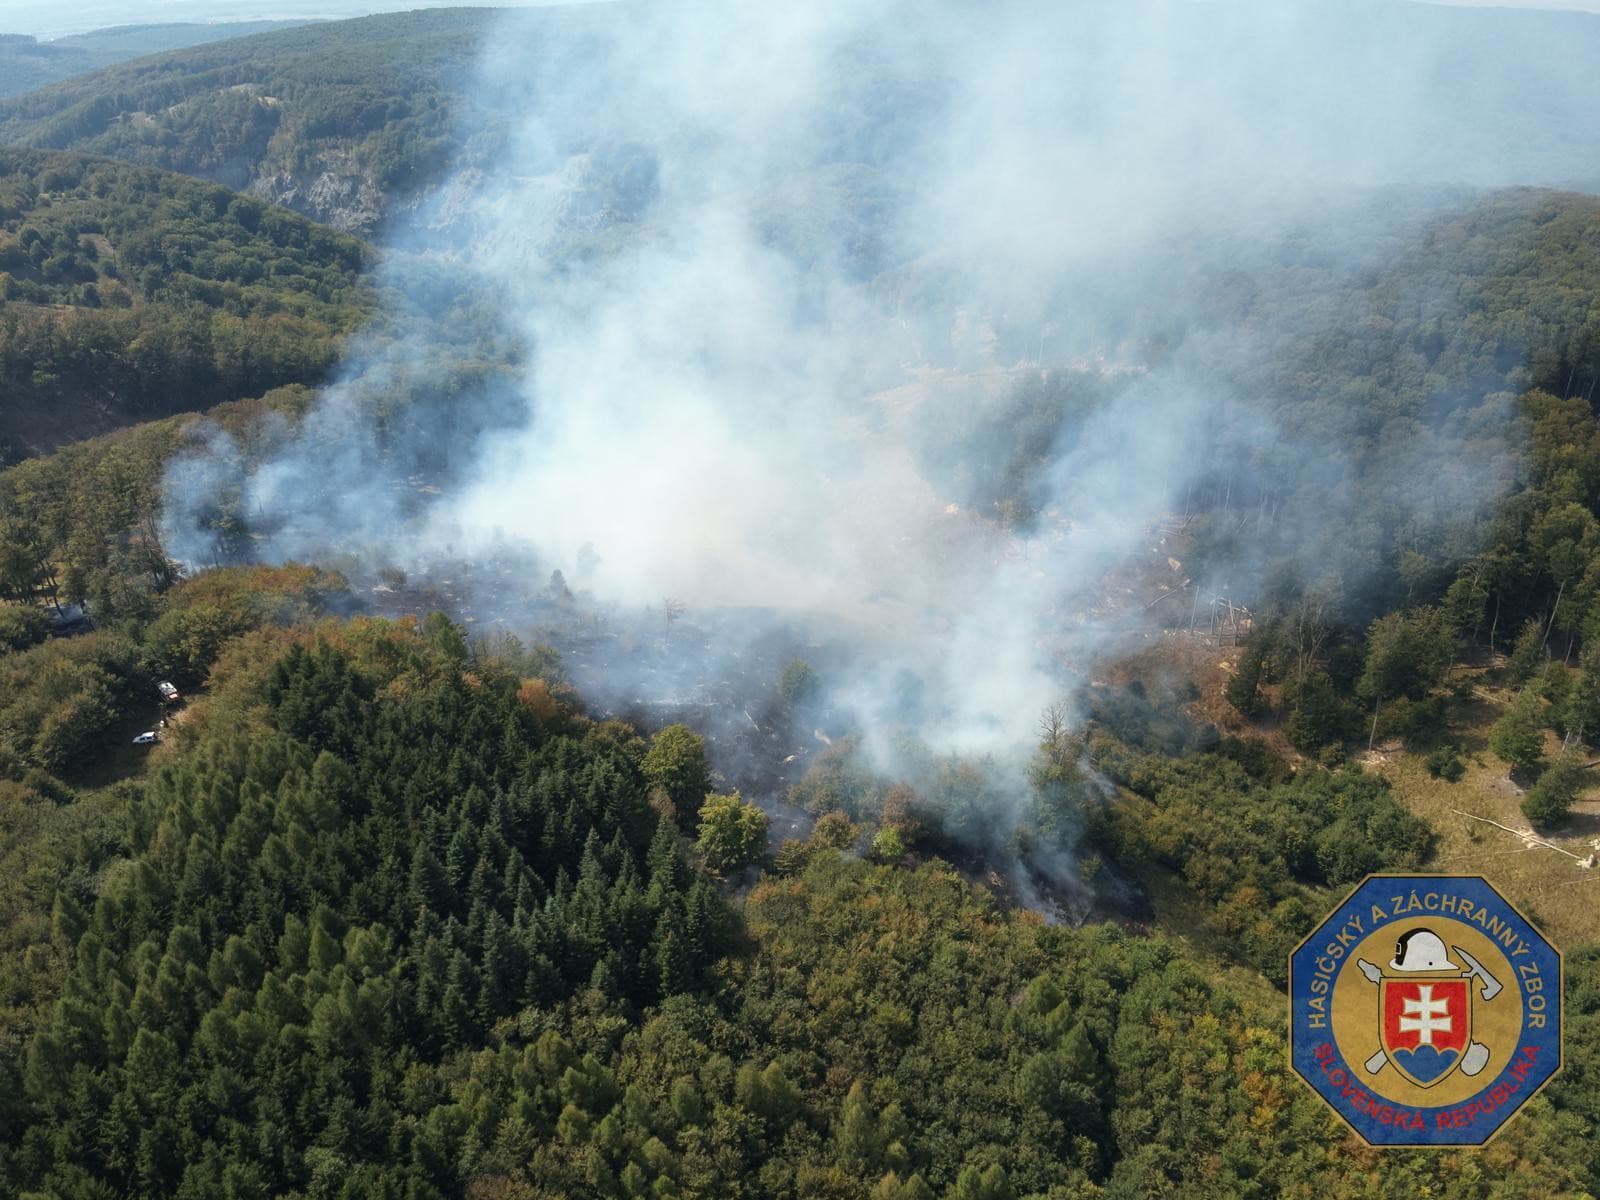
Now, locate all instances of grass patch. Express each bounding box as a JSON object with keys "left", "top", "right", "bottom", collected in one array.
[{"left": 1371, "top": 688, "right": 1600, "bottom": 949}]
